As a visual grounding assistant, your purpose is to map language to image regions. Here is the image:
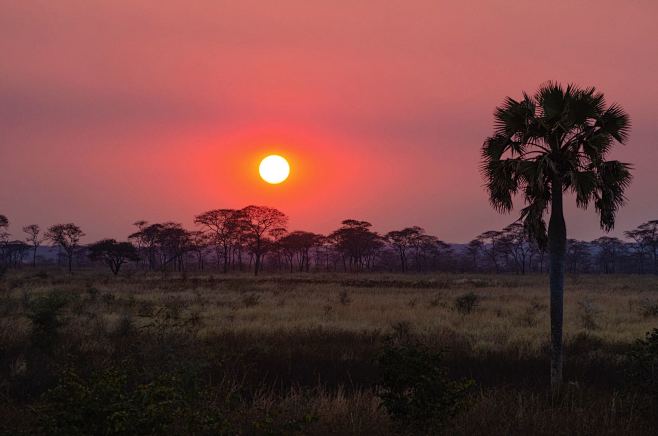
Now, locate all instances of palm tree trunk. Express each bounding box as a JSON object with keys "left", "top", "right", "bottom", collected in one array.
[{"left": 548, "top": 176, "right": 566, "bottom": 390}]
